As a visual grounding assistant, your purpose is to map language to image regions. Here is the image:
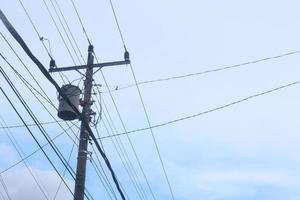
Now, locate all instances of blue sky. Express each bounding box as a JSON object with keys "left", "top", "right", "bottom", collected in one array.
[{"left": 1, "top": 0, "right": 300, "bottom": 199}]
